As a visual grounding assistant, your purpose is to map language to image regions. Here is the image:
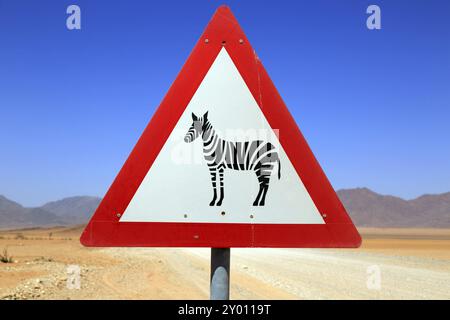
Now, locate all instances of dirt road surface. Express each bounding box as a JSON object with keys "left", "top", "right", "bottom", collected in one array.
[{"left": 0, "top": 227, "right": 449, "bottom": 299}]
